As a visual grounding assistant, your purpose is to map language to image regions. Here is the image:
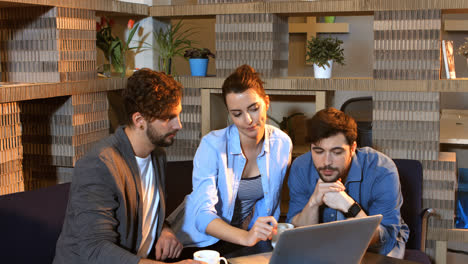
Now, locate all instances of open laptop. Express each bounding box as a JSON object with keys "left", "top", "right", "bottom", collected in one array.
[{"left": 229, "top": 214, "right": 383, "bottom": 264}]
